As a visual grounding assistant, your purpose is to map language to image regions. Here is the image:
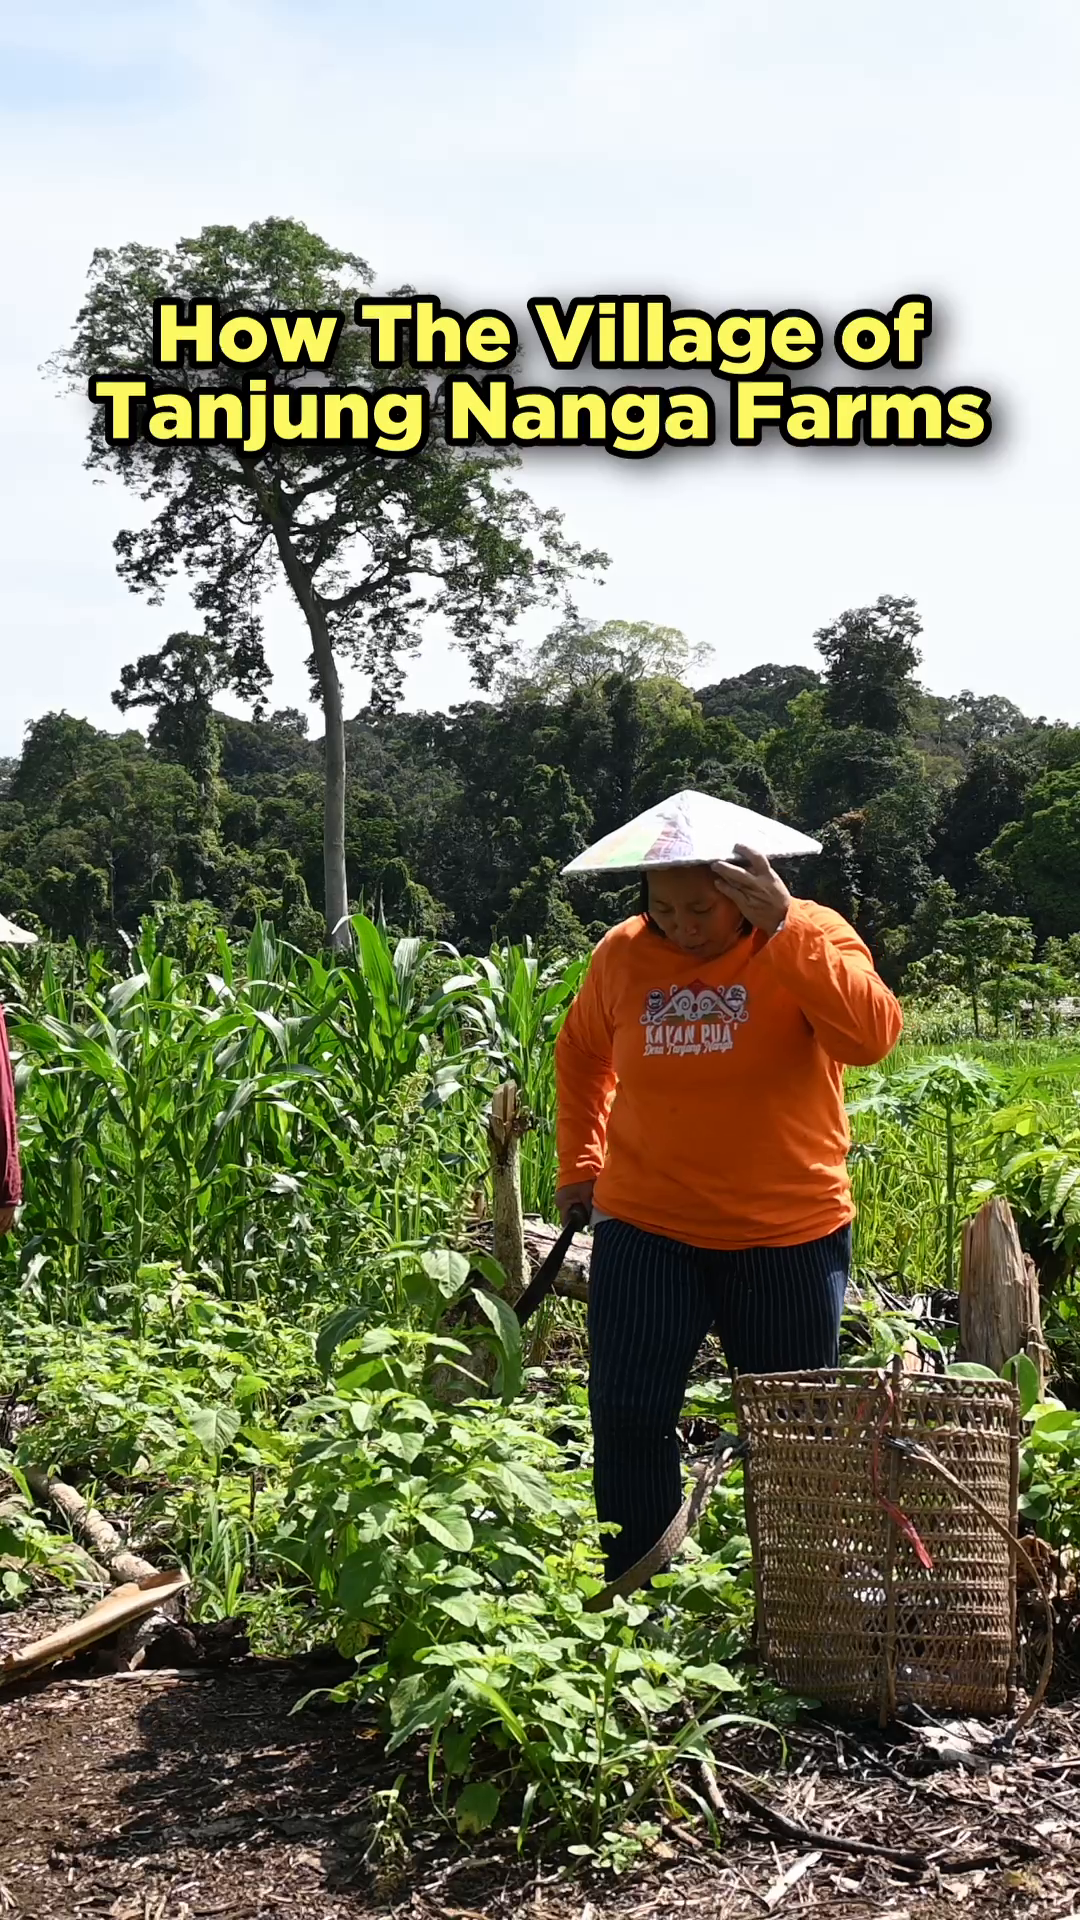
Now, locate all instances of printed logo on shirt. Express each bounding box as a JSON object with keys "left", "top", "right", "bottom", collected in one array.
[{"left": 640, "top": 982, "right": 749, "bottom": 1057}]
